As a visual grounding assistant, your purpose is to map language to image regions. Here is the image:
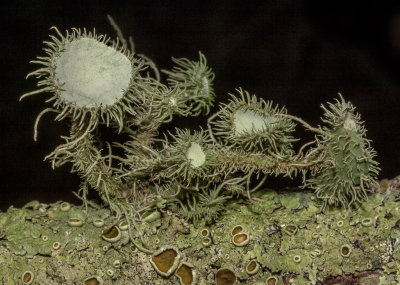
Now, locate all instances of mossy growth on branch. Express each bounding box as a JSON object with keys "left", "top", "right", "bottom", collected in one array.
[{"left": 20, "top": 18, "right": 379, "bottom": 255}]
